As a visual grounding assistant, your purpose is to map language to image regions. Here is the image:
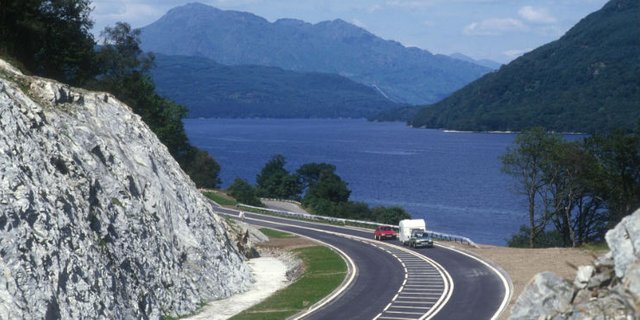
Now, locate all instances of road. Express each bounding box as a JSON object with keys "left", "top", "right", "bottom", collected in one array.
[{"left": 217, "top": 207, "right": 509, "bottom": 320}]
